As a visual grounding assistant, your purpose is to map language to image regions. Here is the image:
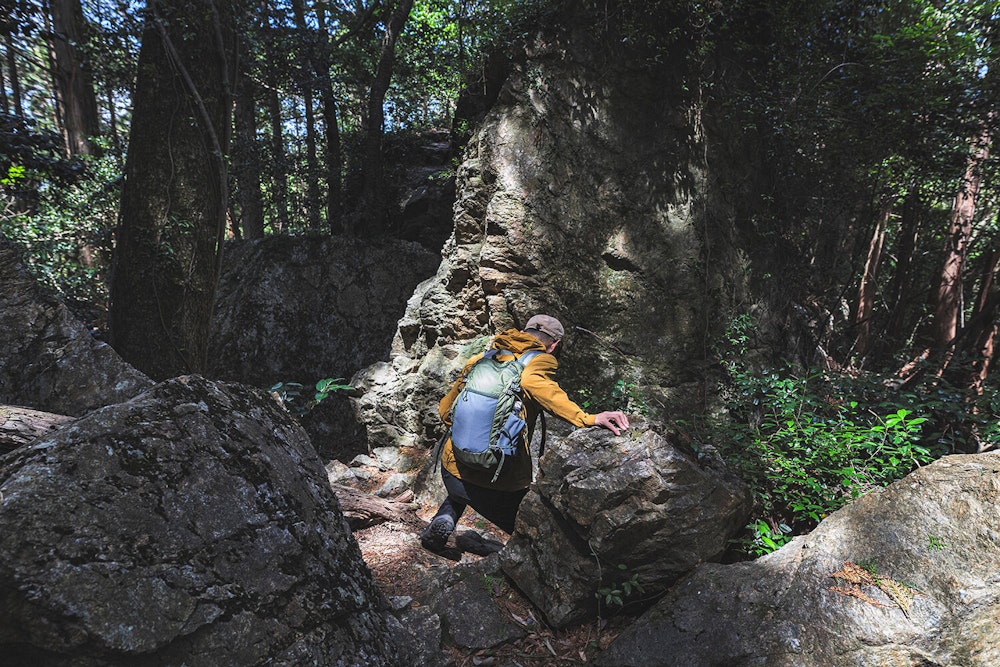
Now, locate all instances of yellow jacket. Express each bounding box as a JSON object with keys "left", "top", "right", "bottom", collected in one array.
[{"left": 439, "top": 329, "right": 596, "bottom": 491}]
